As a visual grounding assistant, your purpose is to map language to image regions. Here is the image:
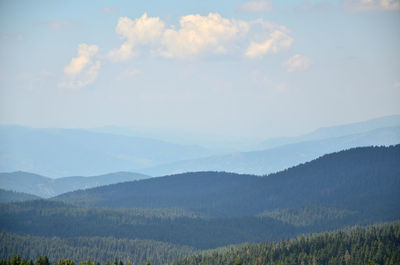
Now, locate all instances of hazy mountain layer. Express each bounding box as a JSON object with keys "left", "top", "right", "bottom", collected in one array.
[
  {"left": 0, "top": 171, "right": 150, "bottom": 198},
  {"left": 258, "top": 114, "right": 400, "bottom": 150},
  {"left": 142, "top": 126, "right": 400, "bottom": 176},
  {"left": 0, "top": 126, "right": 213, "bottom": 177}
]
